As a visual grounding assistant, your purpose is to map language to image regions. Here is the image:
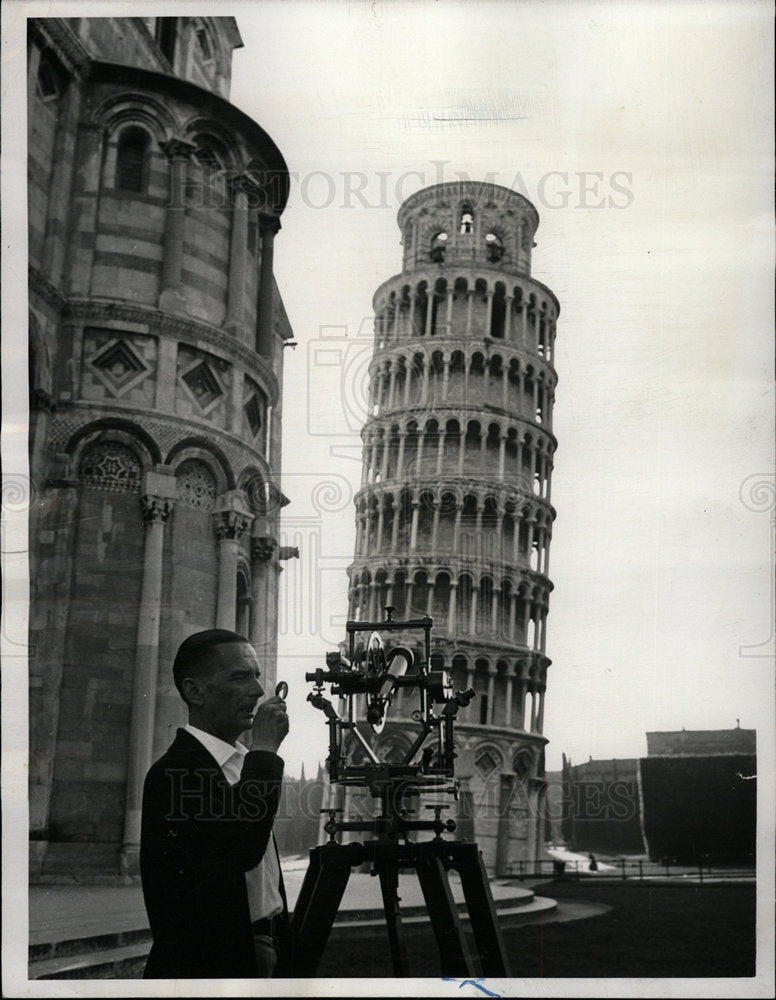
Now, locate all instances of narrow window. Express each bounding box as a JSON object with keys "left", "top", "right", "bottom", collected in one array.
[
  {"left": 155, "top": 18, "right": 177, "bottom": 63},
  {"left": 36, "top": 55, "right": 62, "bottom": 101},
  {"left": 430, "top": 231, "right": 448, "bottom": 263},
  {"left": 485, "top": 232, "right": 504, "bottom": 262},
  {"left": 196, "top": 28, "right": 213, "bottom": 62},
  {"left": 459, "top": 203, "right": 474, "bottom": 234},
  {"left": 116, "top": 127, "right": 150, "bottom": 193}
]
